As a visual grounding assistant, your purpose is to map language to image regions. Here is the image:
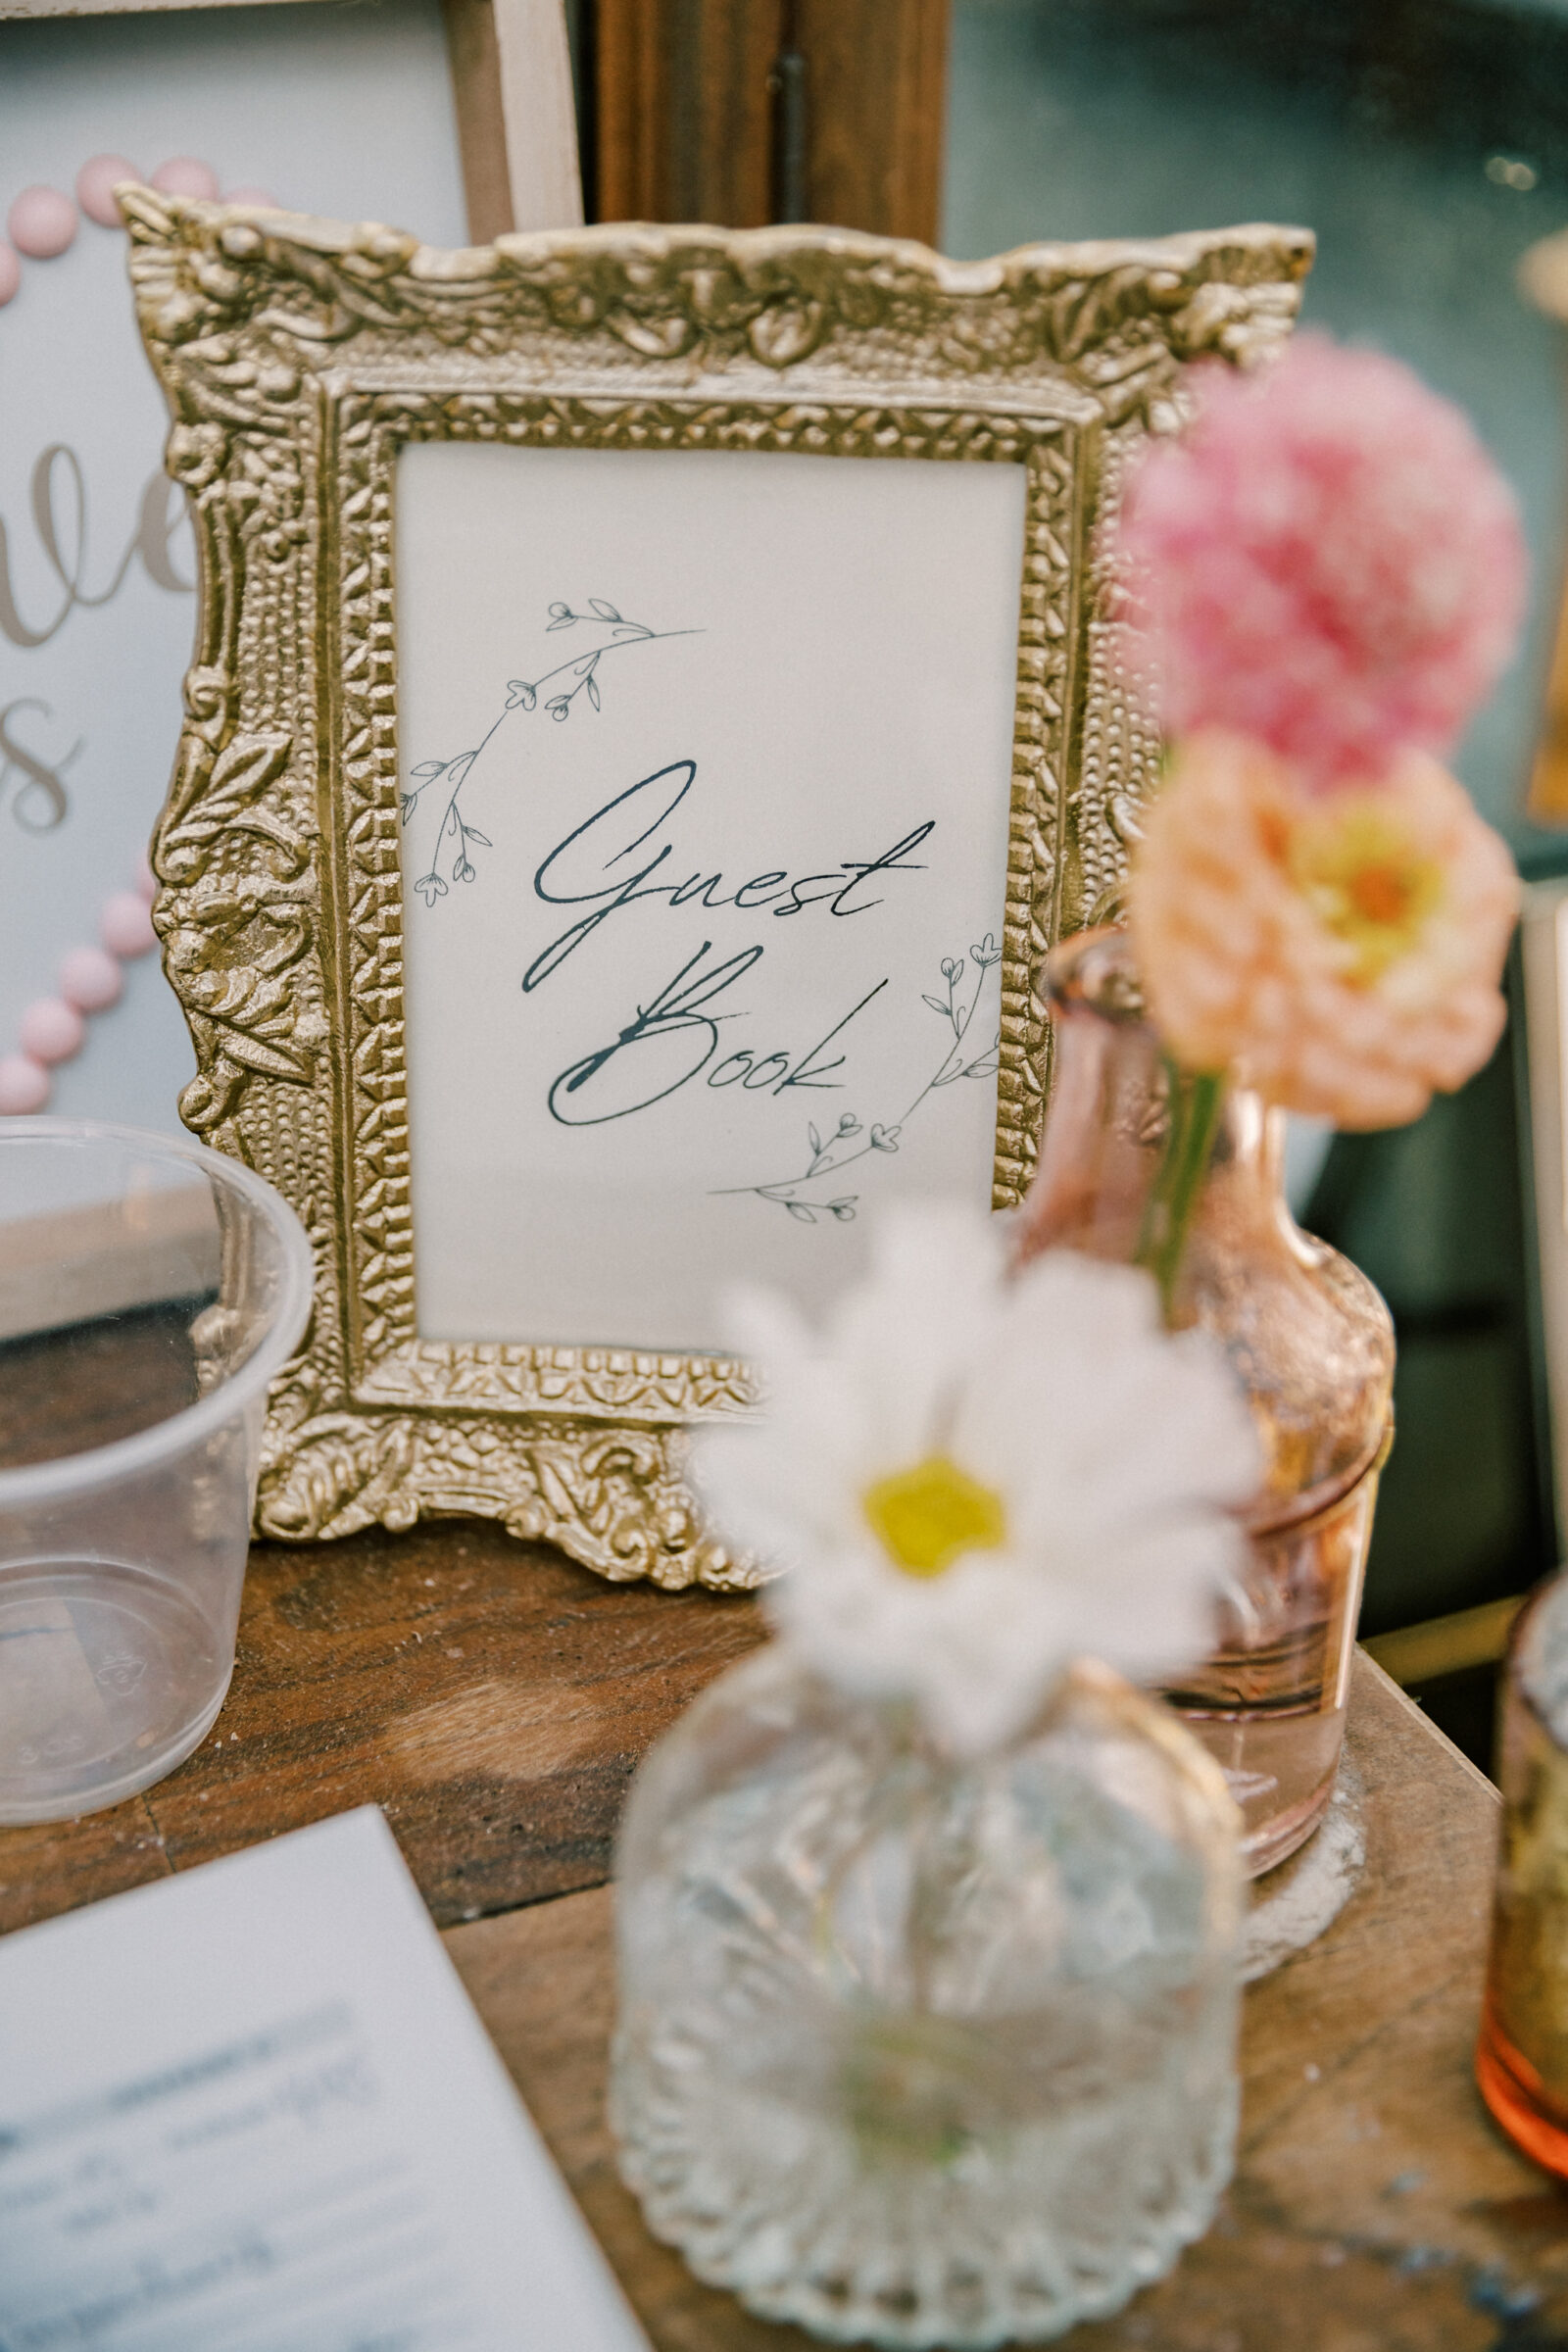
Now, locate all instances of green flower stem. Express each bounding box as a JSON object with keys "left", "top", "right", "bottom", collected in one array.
[{"left": 1136, "top": 1060, "right": 1226, "bottom": 1323}]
